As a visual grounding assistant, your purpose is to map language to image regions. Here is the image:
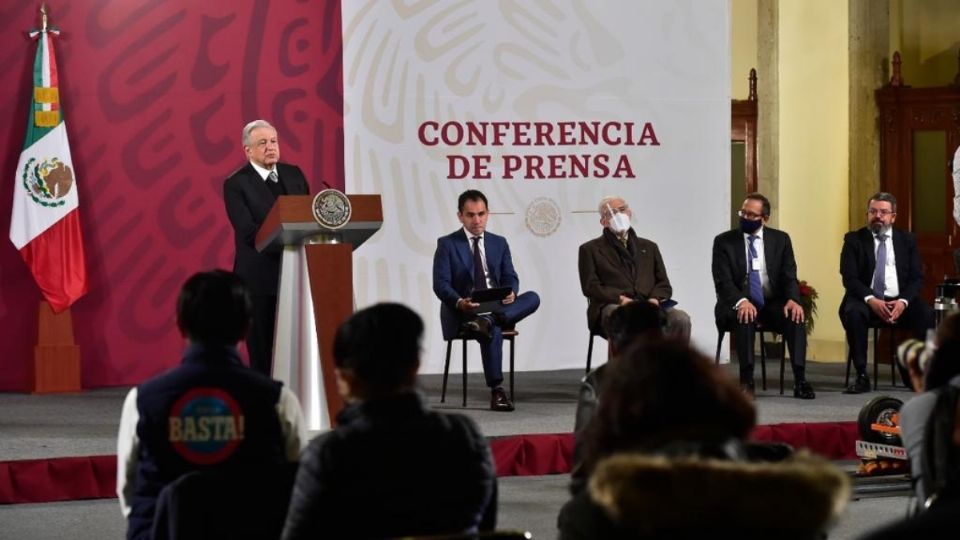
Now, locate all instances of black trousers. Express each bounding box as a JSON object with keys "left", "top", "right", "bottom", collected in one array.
[
  {"left": 841, "top": 297, "right": 933, "bottom": 384},
  {"left": 247, "top": 294, "right": 278, "bottom": 376},
  {"left": 718, "top": 300, "right": 807, "bottom": 384}
]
